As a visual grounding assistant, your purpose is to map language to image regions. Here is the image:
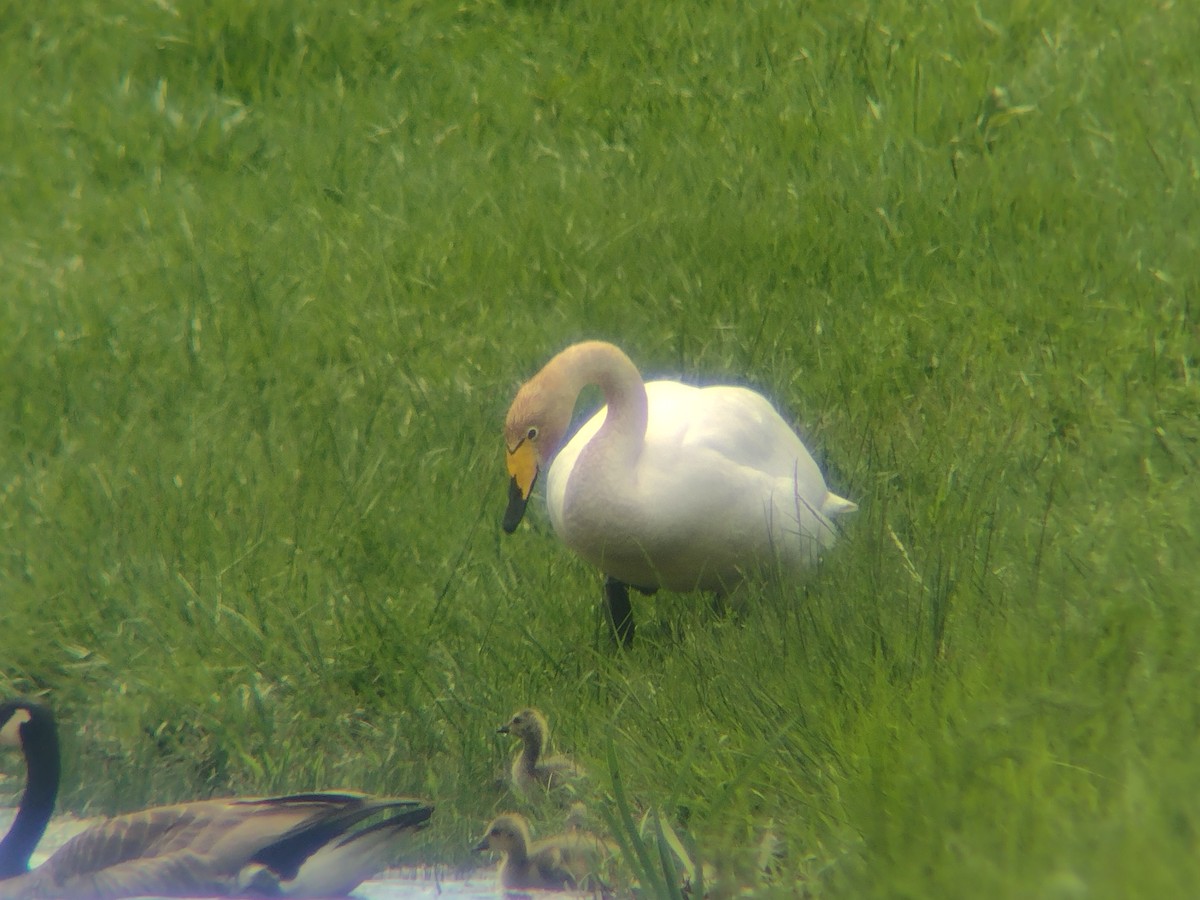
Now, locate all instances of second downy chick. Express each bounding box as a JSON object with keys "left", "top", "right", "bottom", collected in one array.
[{"left": 498, "top": 708, "right": 584, "bottom": 797}]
